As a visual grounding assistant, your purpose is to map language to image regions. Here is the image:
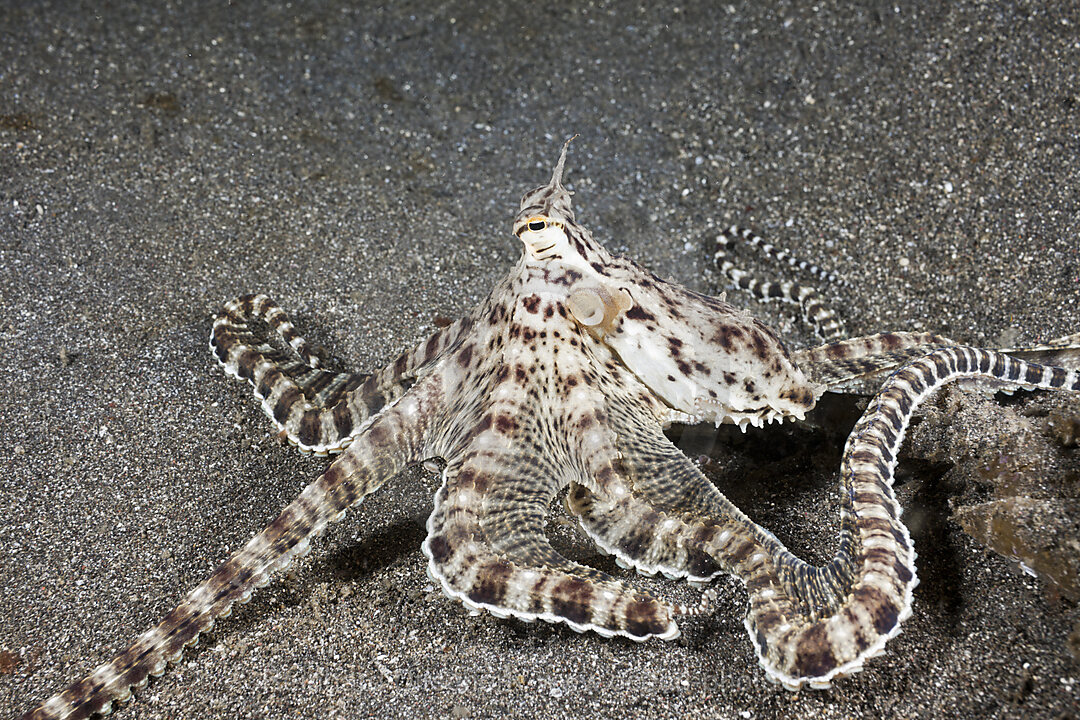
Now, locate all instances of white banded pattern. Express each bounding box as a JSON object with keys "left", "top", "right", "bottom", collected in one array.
[{"left": 714, "top": 225, "right": 846, "bottom": 342}]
